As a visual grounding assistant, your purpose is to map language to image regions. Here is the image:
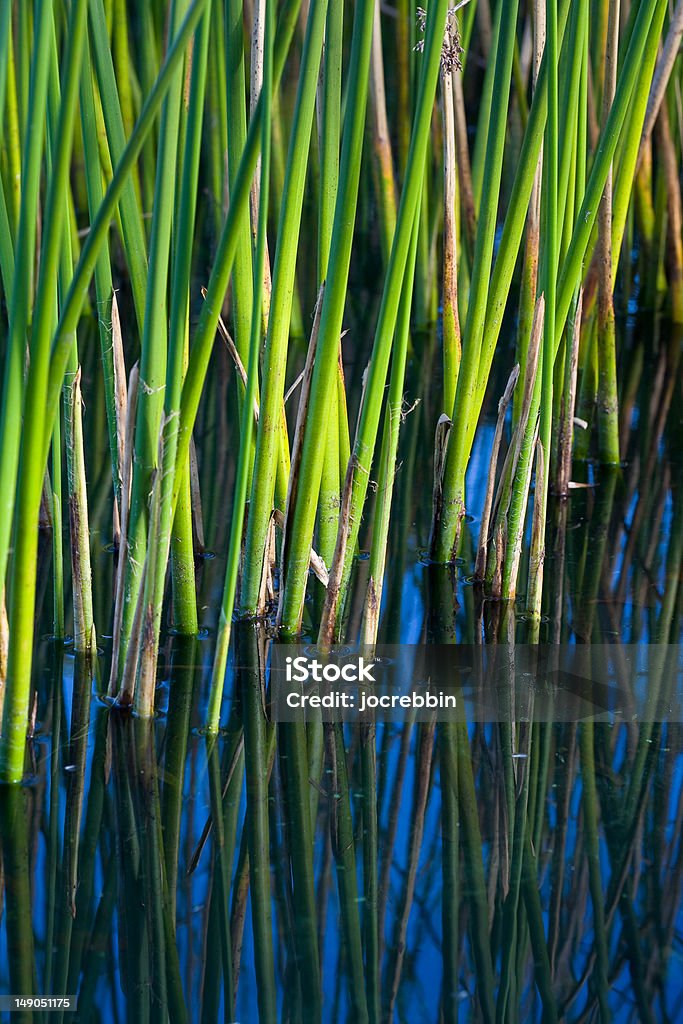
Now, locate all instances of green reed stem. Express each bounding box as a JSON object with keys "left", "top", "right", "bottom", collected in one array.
[
  {"left": 471, "top": 0, "right": 502, "bottom": 214},
  {"left": 239, "top": 0, "right": 329, "bottom": 615},
  {"left": 287, "top": 0, "right": 448, "bottom": 637},
  {"left": 1, "top": 0, "right": 89, "bottom": 783},
  {"left": 116, "top": 0, "right": 192, "bottom": 686},
  {"left": 51, "top": 425, "right": 64, "bottom": 641},
  {"left": 555, "top": 0, "right": 665, "bottom": 348},
  {"left": 0, "top": 0, "right": 52, "bottom": 595},
  {"left": 170, "top": 0, "right": 301, "bottom": 523},
  {"left": 79, "top": 35, "right": 121, "bottom": 514},
  {"left": 612, "top": 0, "right": 668, "bottom": 276},
  {"left": 112, "top": 0, "right": 141, "bottom": 201},
  {"left": 360, "top": 200, "right": 420, "bottom": 645},
  {"left": 595, "top": 0, "right": 621, "bottom": 467},
  {"left": 46, "top": 0, "right": 207, "bottom": 458},
  {"left": 317, "top": 0, "right": 344, "bottom": 569},
  {"left": 48, "top": 24, "right": 95, "bottom": 654},
  {"left": 437, "top": 0, "right": 658, "bottom": 566},
  {"left": 0, "top": 0, "right": 20, "bottom": 238},
  {"left": 0, "top": 787, "right": 36, "bottom": 1018},
  {"left": 225, "top": 0, "right": 253, "bottom": 372},
  {"left": 148, "top": 0, "right": 213, "bottom": 658},
  {"left": 0, "top": 0, "right": 206, "bottom": 784},
  {"left": 88, "top": 0, "right": 149, "bottom": 329},
  {"left": 0, "top": 176, "right": 13, "bottom": 301},
  {"left": 526, "top": 0, "right": 559, "bottom": 619},
  {"left": 209, "top": 0, "right": 274, "bottom": 729},
  {"left": 368, "top": 2, "right": 398, "bottom": 266},
  {"left": 432, "top": 0, "right": 521, "bottom": 561},
  {"left": 276, "top": 0, "right": 376, "bottom": 633},
  {"left": 165, "top": 50, "right": 199, "bottom": 636}
]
